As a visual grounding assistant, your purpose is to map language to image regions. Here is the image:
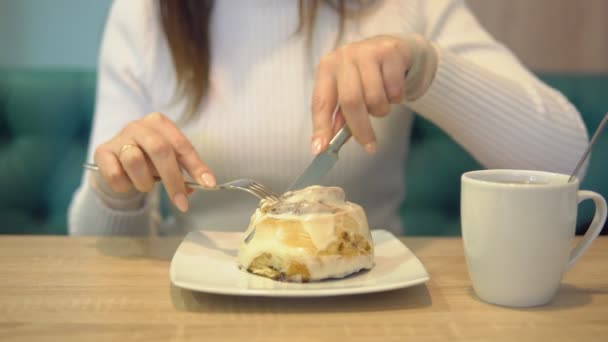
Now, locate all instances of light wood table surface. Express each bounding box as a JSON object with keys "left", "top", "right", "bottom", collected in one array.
[{"left": 0, "top": 235, "right": 607, "bottom": 341}]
